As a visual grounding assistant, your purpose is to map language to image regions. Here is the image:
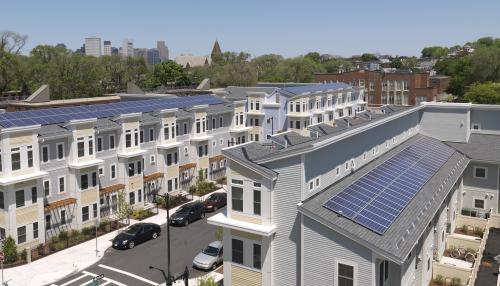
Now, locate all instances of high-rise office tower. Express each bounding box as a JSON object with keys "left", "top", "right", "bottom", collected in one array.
[
  {"left": 85, "top": 37, "right": 101, "bottom": 57},
  {"left": 103, "top": 40, "right": 112, "bottom": 56},
  {"left": 121, "top": 39, "right": 134, "bottom": 57},
  {"left": 157, "top": 41, "right": 169, "bottom": 61}
]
